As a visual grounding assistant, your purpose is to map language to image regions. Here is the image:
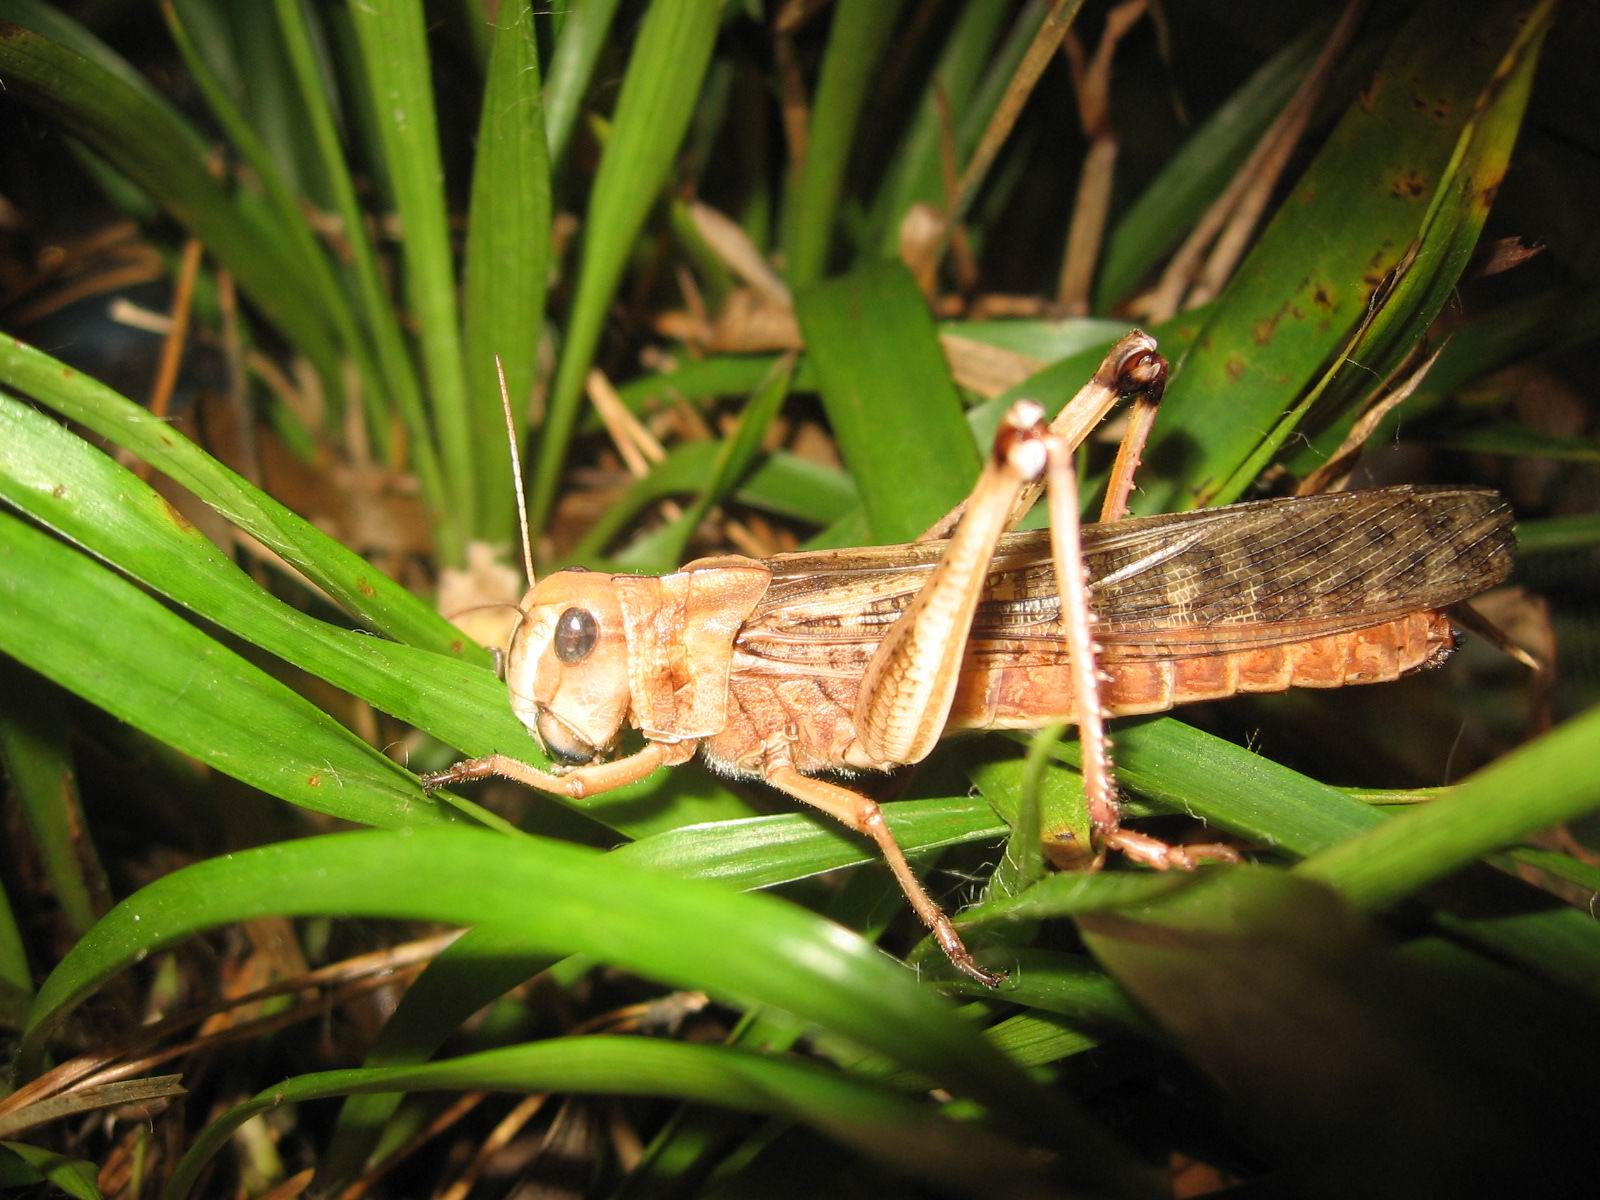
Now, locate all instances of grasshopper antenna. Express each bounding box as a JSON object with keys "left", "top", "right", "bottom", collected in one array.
[{"left": 497, "top": 355, "right": 536, "bottom": 588}]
